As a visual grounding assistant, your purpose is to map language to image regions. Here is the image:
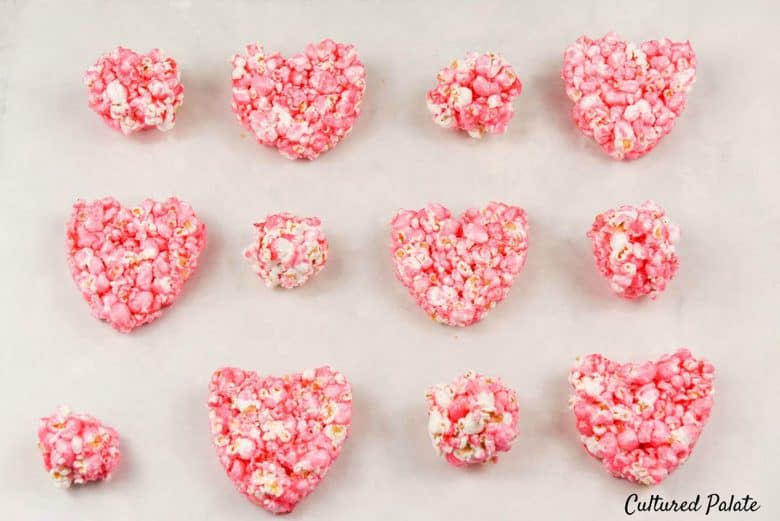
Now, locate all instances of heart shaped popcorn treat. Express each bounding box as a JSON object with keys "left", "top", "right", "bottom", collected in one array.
[
  {"left": 561, "top": 33, "right": 696, "bottom": 159},
  {"left": 231, "top": 39, "right": 366, "bottom": 160},
  {"left": 244, "top": 213, "right": 328, "bottom": 289},
  {"left": 85, "top": 46, "right": 184, "bottom": 135},
  {"left": 66, "top": 197, "right": 206, "bottom": 333},
  {"left": 569, "top": 349, "right": 714, "bottom": 485},
  {"left": 208, "top": 366, "right": 352, "bottom": 514},
  {"left": 426, "top": 371, "right": 520, "bottom": 466},
  {"left": 390, "top": 202, "right": 529, "bottom": 326},
  {"left": 426, "top": 52, "right": 522, "bottom": 138},
  {"left": 38, "top": 406, "right": 121, "bottom": 487}
]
